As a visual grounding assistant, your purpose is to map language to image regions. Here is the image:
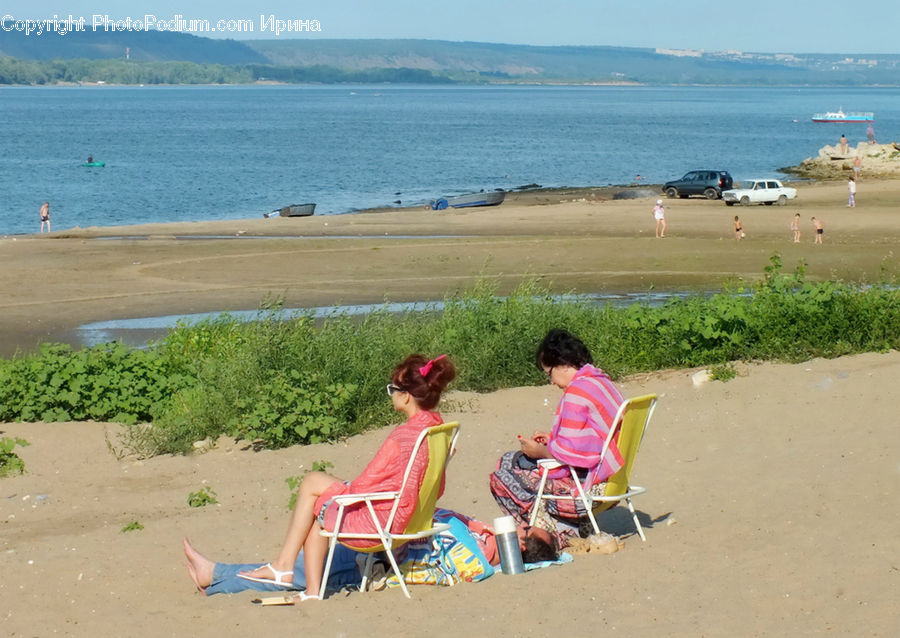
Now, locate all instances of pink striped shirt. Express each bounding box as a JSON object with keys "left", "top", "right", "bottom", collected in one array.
[{"left": 547, "top": 364, "right": 624, "bottom": 487}]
